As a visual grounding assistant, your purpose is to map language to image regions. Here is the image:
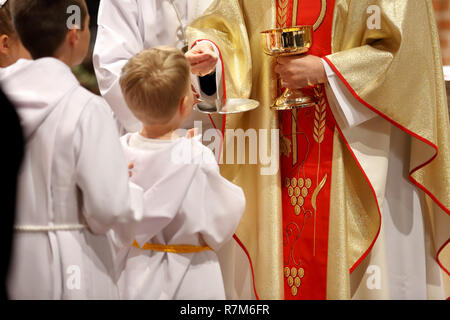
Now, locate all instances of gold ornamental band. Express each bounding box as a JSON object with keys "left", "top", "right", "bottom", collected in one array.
[
  {"left": 291, "top": 0, "right": 327, "bottom": 31},
  {"left": 132, "top": 240, "right": 212, "bottom": 253}
]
